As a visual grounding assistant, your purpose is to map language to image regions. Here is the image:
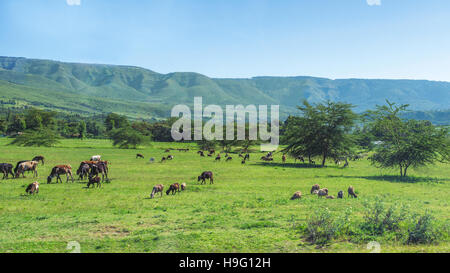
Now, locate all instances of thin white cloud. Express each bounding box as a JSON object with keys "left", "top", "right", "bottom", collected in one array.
[
  {"left": 66, "top": 0, "right": 81, "bottom": 6},
  {"left": 366, "top": 0, "right": 381, "bottom": 6}
]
